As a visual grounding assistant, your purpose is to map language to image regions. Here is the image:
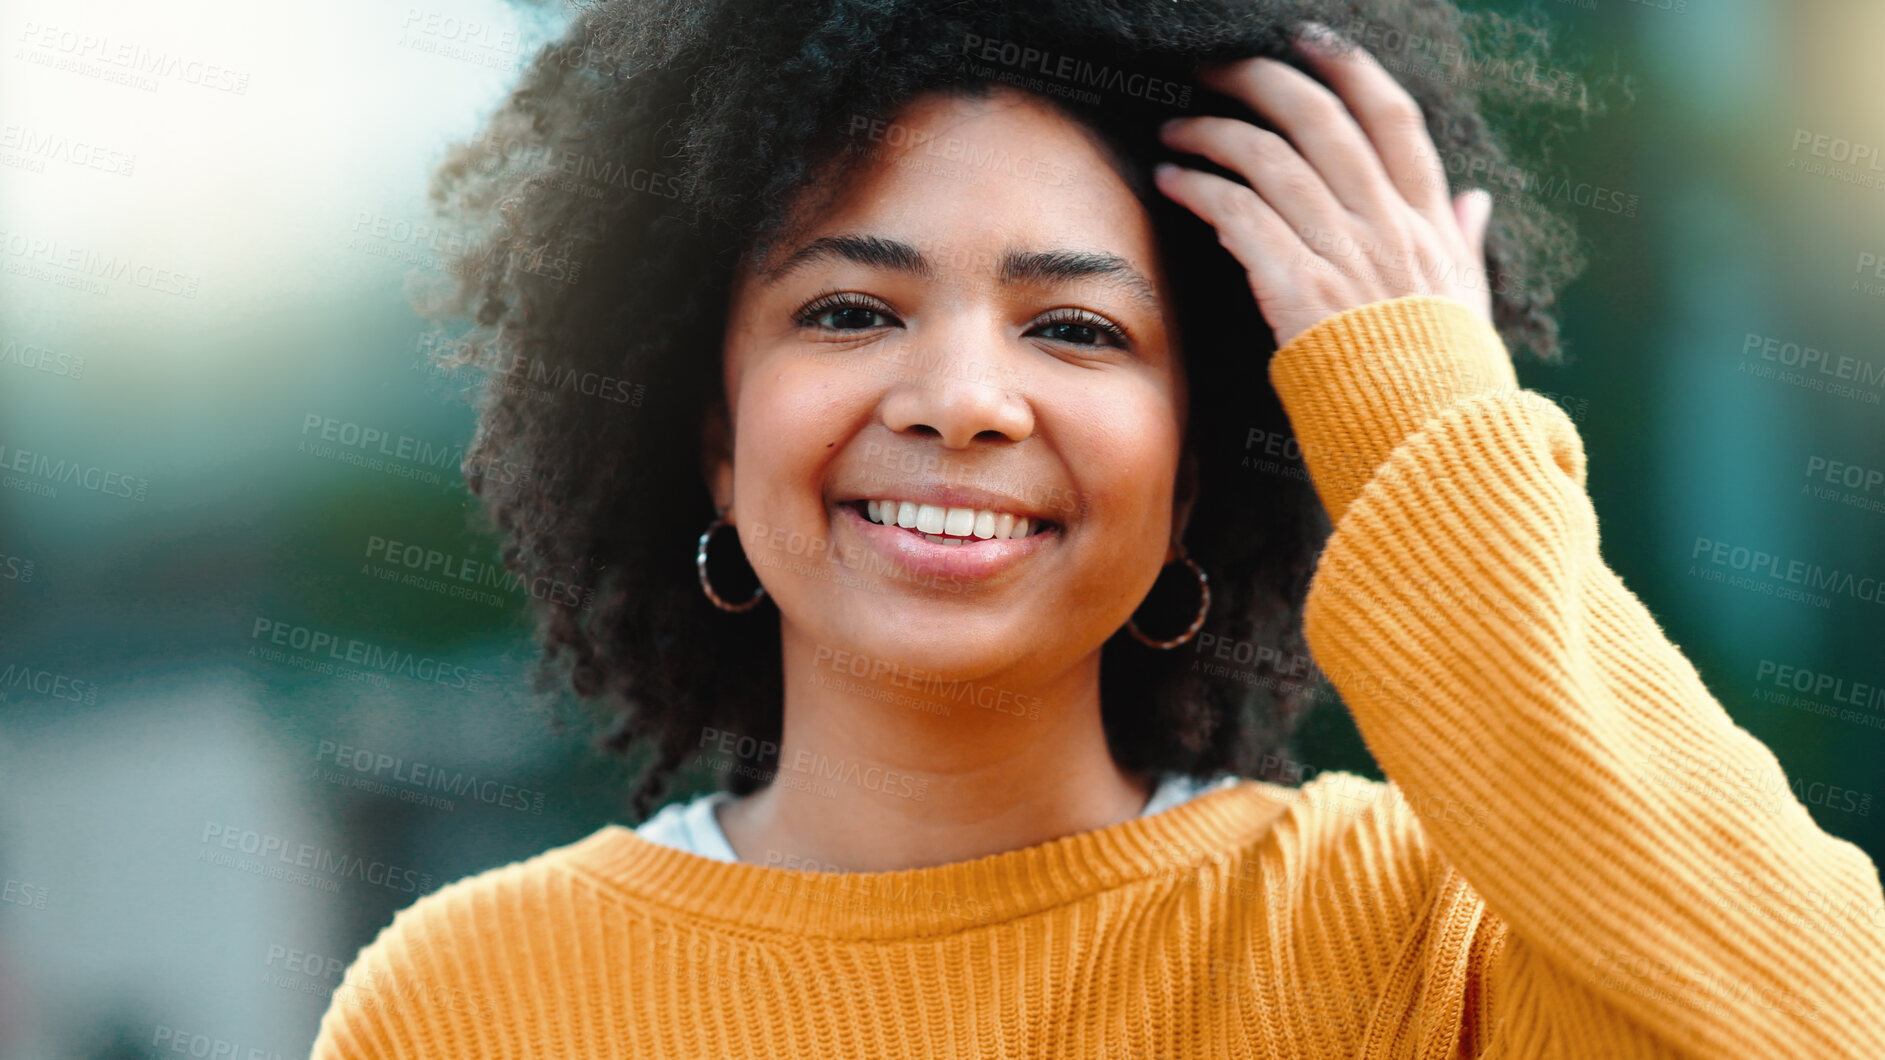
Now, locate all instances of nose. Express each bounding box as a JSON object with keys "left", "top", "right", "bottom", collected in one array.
[{"left": 878, "top": 344, "right": 1034, "bottom": 448}]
